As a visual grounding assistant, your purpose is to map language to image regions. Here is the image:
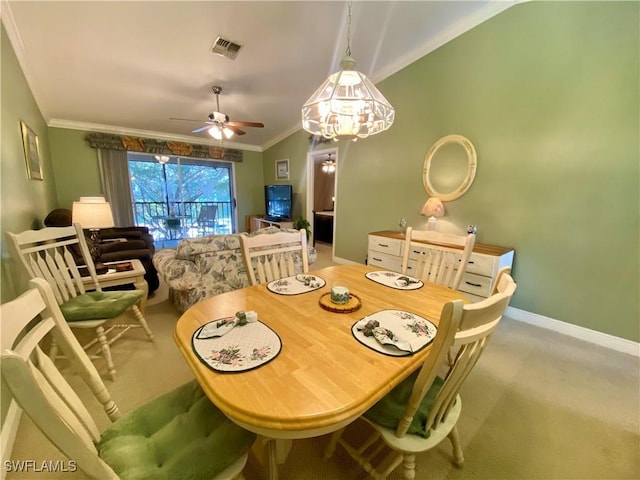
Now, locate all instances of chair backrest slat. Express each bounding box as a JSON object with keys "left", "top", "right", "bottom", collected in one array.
[
  {"left": 0, "top": 288, "right": 51, "bottom": 353},
  {"left": 240, "top": 229, "right": 309, "bottom": 285},
  {"left": 396, "top": 272, "right": 517, "bottom": 438},
  {"left": 34, "top": 347, "right": 100, "bottom": 441},
  {"left": 7, "top": 224, "right": 100, "bottom": 304},
  {"left": 401, "top": 227, "right": 475, "bottom": 290}
]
